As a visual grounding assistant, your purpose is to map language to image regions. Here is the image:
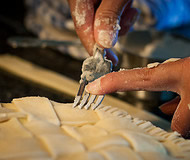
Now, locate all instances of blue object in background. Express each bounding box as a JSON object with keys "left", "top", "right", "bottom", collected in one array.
[{"left": 145, "top": 0, "right": 190, "bottom": 38}]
